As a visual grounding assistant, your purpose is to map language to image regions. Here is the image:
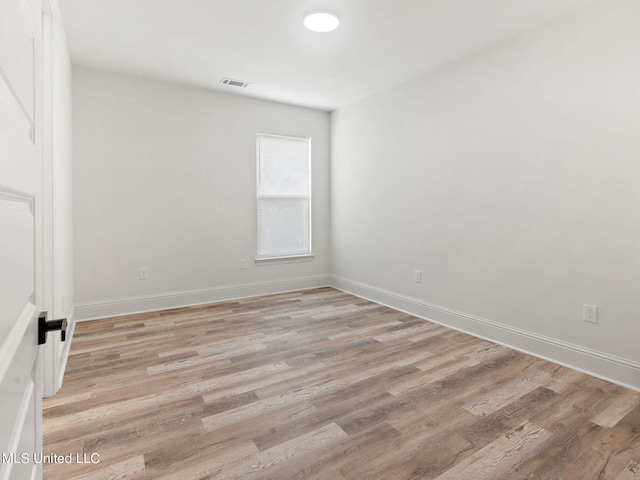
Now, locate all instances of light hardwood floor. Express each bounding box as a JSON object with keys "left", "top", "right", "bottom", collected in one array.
[{"left": 43, "top": 287, "right": 640, "bottom": 479}]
